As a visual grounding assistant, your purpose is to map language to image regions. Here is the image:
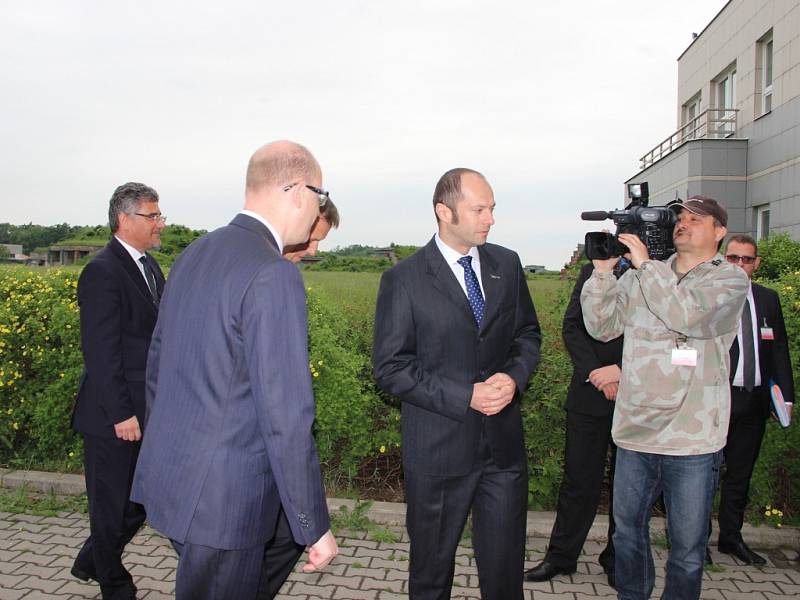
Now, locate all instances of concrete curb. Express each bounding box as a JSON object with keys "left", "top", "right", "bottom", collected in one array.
[{"left": 3, "top": 468, "right": 797, "bottom": 549}]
